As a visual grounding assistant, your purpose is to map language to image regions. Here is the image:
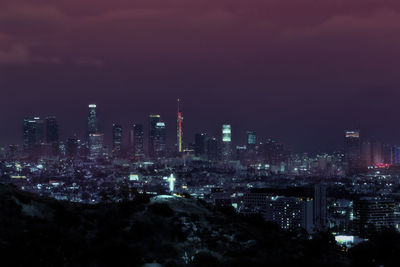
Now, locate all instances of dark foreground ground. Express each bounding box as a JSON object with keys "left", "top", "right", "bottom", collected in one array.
[{"left": 0, "top": 184, "right": 399, "bottom": 266}]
